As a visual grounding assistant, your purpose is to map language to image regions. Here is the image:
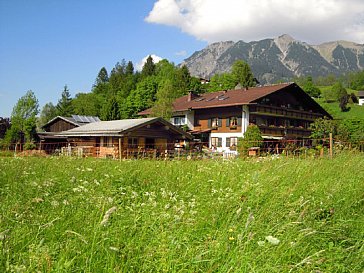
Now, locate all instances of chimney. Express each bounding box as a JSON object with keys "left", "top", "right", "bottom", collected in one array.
[{"left": 188, "top": 90, "right": 196, "bottom": 101}]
